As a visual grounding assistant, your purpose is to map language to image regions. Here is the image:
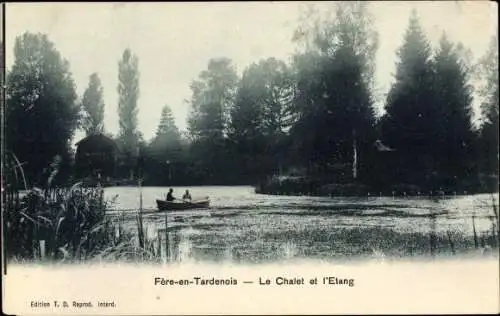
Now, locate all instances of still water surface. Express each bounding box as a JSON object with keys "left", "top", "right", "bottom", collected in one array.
[{"left": 104, "top": 186, "right": 498, "bottom": 263}]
